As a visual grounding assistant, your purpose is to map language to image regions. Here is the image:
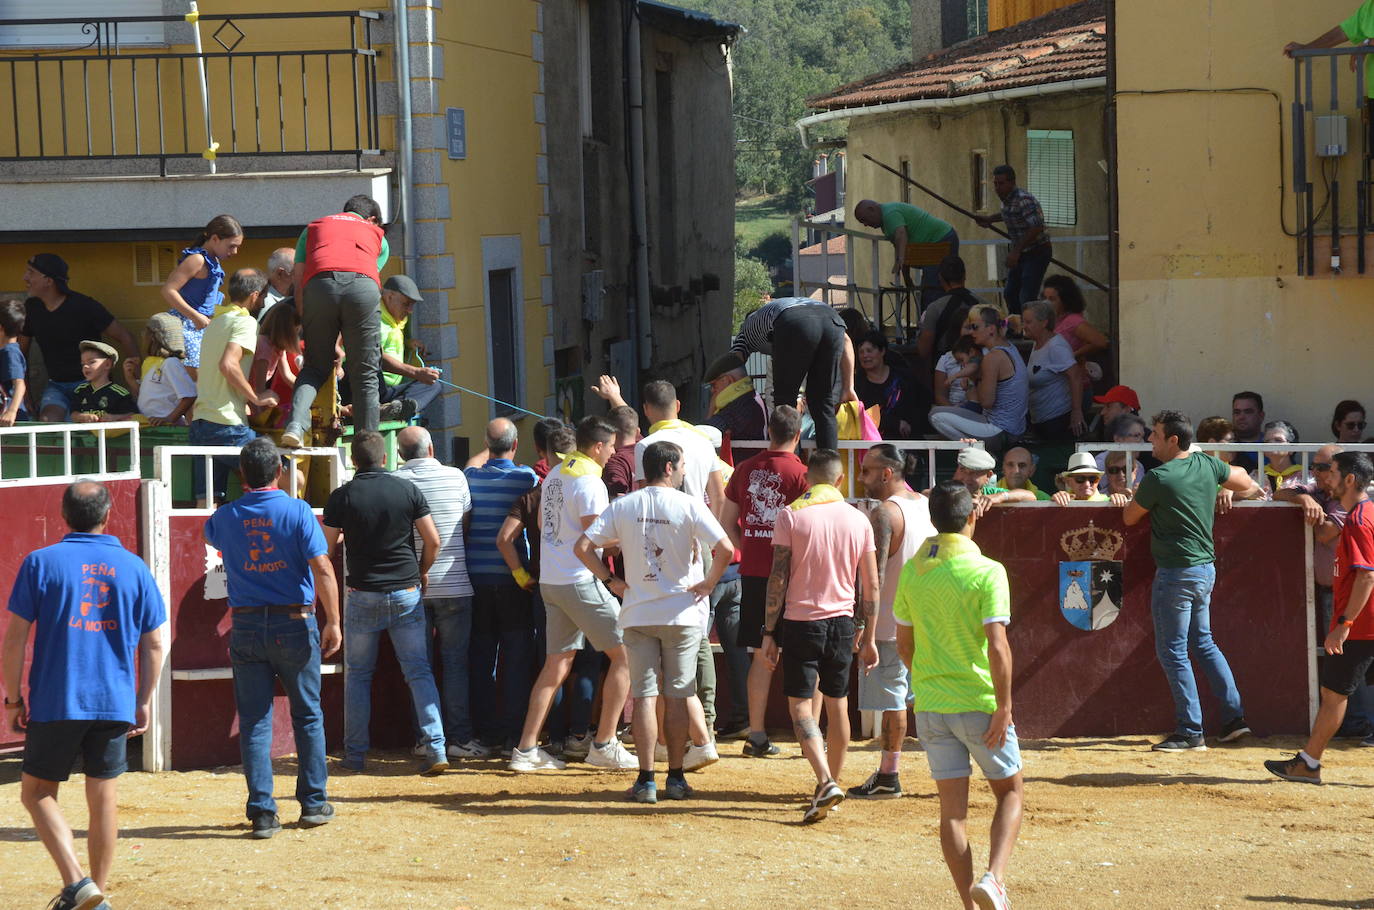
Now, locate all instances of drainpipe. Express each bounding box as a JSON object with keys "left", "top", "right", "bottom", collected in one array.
[
  {"left": 627, "top": 1, "right": 651, "bottom": 374},
  {"left": 393, "top": 0, "right": 417, "bottom": 271}
]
